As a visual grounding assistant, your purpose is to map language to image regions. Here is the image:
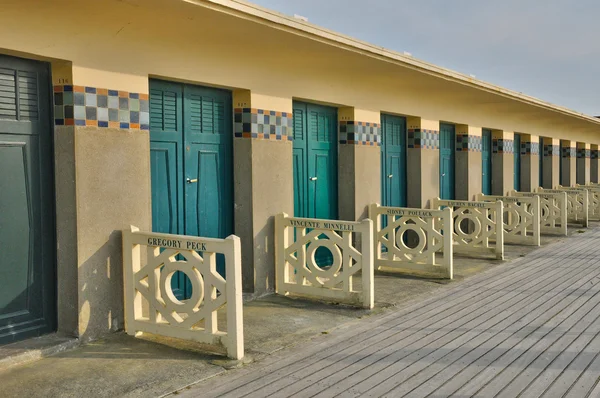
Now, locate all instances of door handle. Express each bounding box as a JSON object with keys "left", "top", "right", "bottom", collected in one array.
[
  {"left": 186, "top": 178, "right": 198, "bottom": 184},
  {"left": 388, "top": 174, "right": 393, "bottom": 178},
  {"left": 309, "top": 177, "right": 318, "bottom": 181},
  {"left": 442, "top": 173, "right": 446, "bottom": 177}
]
